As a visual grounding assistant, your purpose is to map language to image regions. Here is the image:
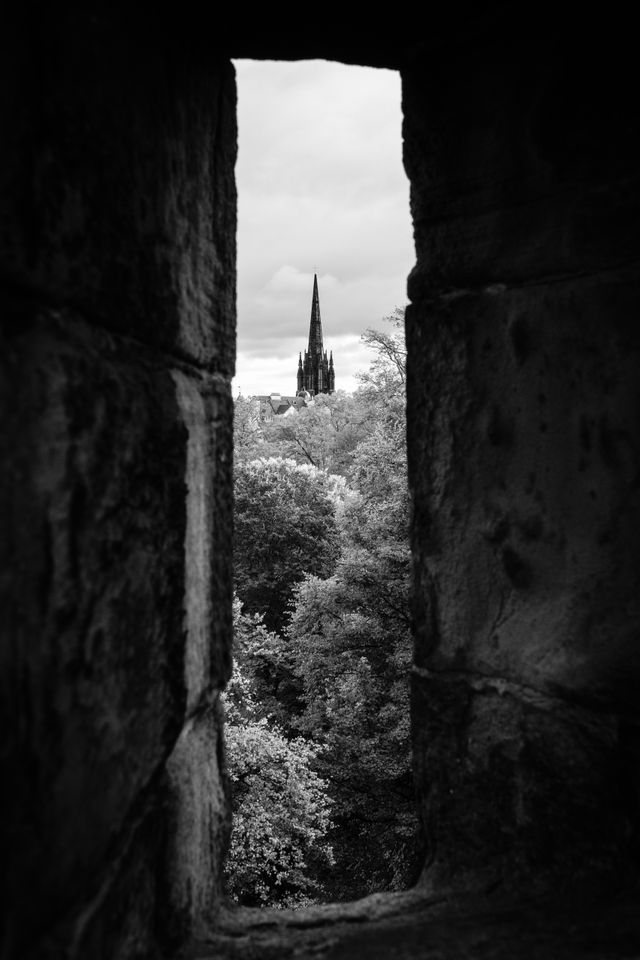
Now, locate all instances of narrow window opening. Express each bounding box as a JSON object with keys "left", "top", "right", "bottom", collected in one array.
[{"left": 225, "top": 58, "right": 417, "bottom": 910}]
